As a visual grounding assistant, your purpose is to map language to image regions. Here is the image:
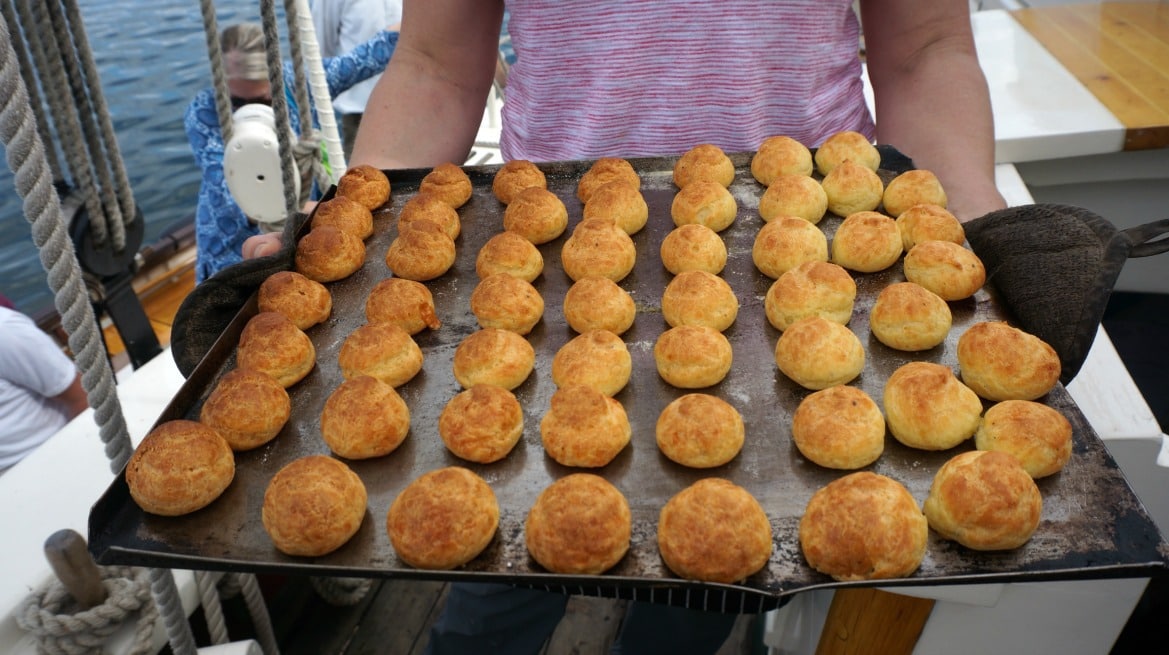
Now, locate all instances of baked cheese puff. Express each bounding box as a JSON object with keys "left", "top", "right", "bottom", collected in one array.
[
  {"left": 751, "top": 135, "right": 814, "bottom": 186},
  {"left": 438, "top": 385, "right": 524, "bottom": 463},
  {"left": 923, "top": 450, "right": 1042, "bottom": 551},
  {"left": 657, "top": 478, "right": 772, "bottom": 584},
  {"left": 236, "top": 311, "right": 316, "bottom": 388},
  {"left": 258, "top": 270, "right": 332, "bottom": 330},
  {"left": 882, "top": 169, "right": 948, "bottom": 218},
  {"left": 551, "top": 329, "right": 632, "bottom": 397},
  {"left": 752, "top": 215, "right": 829, "bottom": 279},
  {"left": 384, "top": 219, "right": 456, "bottom": 281},
  {"left": 492, "top": 159, "right": 546, "bottom": 204},
  {"left": 320, "top": 375, "right": 410, "bottom": 459},
  {"left": 821, "top": 161, "right": 884, "bottom": 217},
  {"left": 582, "top": 181, "right": 649, "bottom": 235},
  {"left": 659, "top": 224, "right": 727, "bottom": 275},
  {"left": 525, "top": 473, "right": 631, "bottom": 575},
  {"left": 655, "top": 393, "right": 745, "bottom": 468},
  {"left": 295, "top": 225, "right": 366, "bottom": 283},
  {"left": 654, "top": 325, "right": 733, "bottom": 389},
  {"left": 764, "top": 261, "right": 856, "bottom": 332},
  {"left": 338, "top": 322, "right": 423, "bottom": 388},
  {"left": 896, "top": 203, "right": 965, "bottom": 252},
  {"left": 476, "top": 230, "right": 545, "bottom": 282},
  {"left": 540, "top": 384, "right": 632, "bottom": 468},
  {"left": 336, "top": 164, "right": 390, "bottom": 210},
  {"left": 799, "top": 471, "right": 927, "bottom": 581},
  {"left": 398, "top": 193, "right": 461, "bottom": 241},
  {"left": 419, "top": 162, "right": 473, "bottom": 208},
  {"left": 758, "top": 173, "right": 829, "bottom": 224},
  {"left": 261, "top": 455, "right": 367, "bottom": 557},
  {"left": 310, "top": 195, "right": 374, "bottom": 240},
  {"left": 365, "top": 277, "right": 441, "bottom": 335},
  {"left": 869, "top": 282, "right": 952, "bottom": 352},
  {"left": 560, "top": 218, "right": 637, "bottom": 282},
  {"left": 813, "top": 130, "right": 881, "bottom": 175},
  {"left": 774, "top": 316, "right": 864, "bottom": 390},
  {"left": 577, "top": 157, "right": 641, "bottom": 204},
  {"left": 199, "top": 368, "right": 290, "bottom": 451},
  {"left": 503, "top": 186, "right": 569, "bottom": 244},
  {"left": 957, "top": 321, "right": 1061, "bottom": 401},
  {"left": 791, "top": 385, "right": 885, "bottom": 470},
  {"left": 976, "top": 399, "right": 1072, "bottom": 479},
  {"left": 126, "top": 420, "right": 234, "bottom": 516},
  {"left": 470, "top": 273, "right": 544, "bottom": 335},
  {"left": 903, "top": 240, "right": 986, "bottom": 301},
  {"left": 670, "top": 180, "right": 737, "bottom": 233},
  {"left": 672, "top": 143, "right": 735, "bottom": 189},
  {"left": 661, "top": 270, "right": 739, "bottom": 332},
  {"left": 831, "top": 211, "right": 903, "bottom": 273},
  {"left": 562, "top": 276, "right": 636, "bottom": 336},
  {"left": 452, "top": 328, "right": 536, "bottom": 391},
  {"left": 883, "top": 361, "right": 982, "bottom": 450},
  {"left": 387, "top": 466, "right": 499, "bottom": 570}
]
